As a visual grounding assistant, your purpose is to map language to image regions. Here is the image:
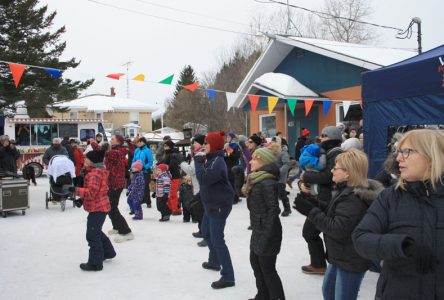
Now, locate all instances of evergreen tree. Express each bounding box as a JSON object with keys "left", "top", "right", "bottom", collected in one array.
[
  {"left": 0, "top": 0, "right": 93, "bottom": 117},
  {"left": 173, "top": 65, "right": 197, "bottom": 98}
]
